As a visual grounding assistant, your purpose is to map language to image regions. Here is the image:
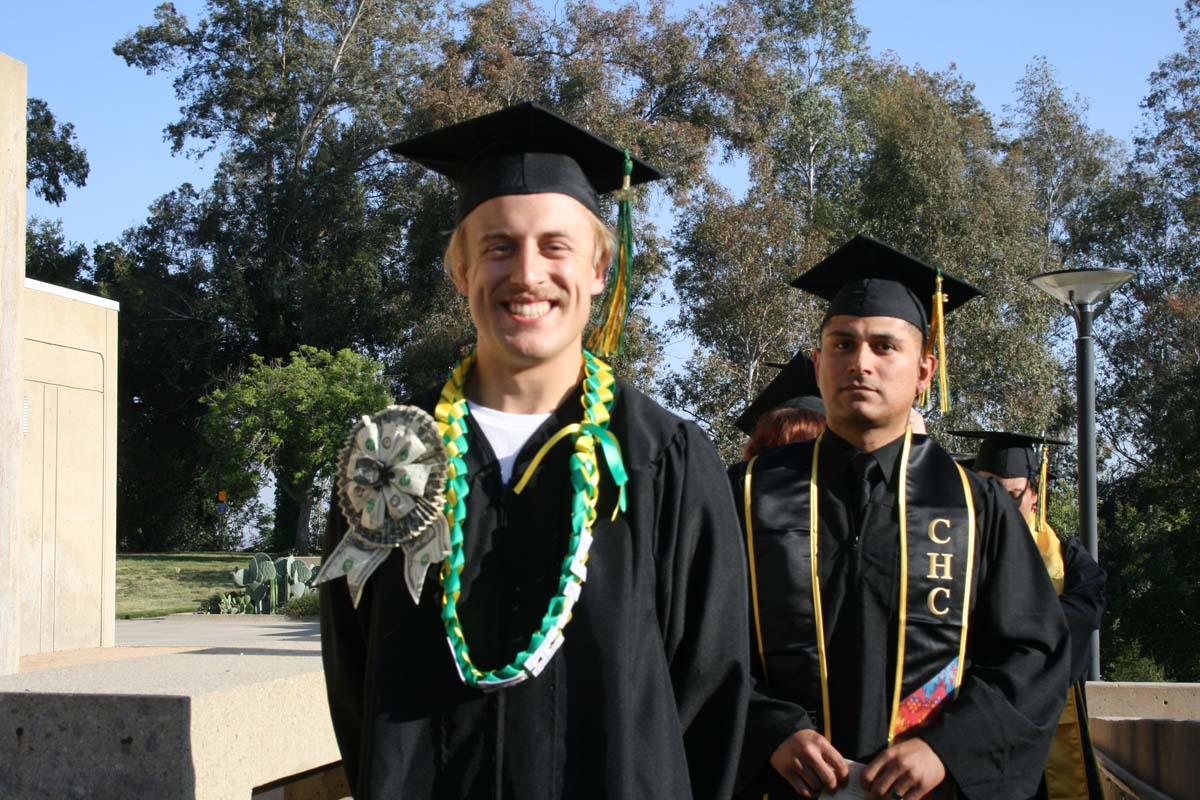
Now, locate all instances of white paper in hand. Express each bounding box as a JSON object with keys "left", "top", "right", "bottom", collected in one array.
[{"left": 821, "top": 760, "right": 869, "bottom": 800}]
